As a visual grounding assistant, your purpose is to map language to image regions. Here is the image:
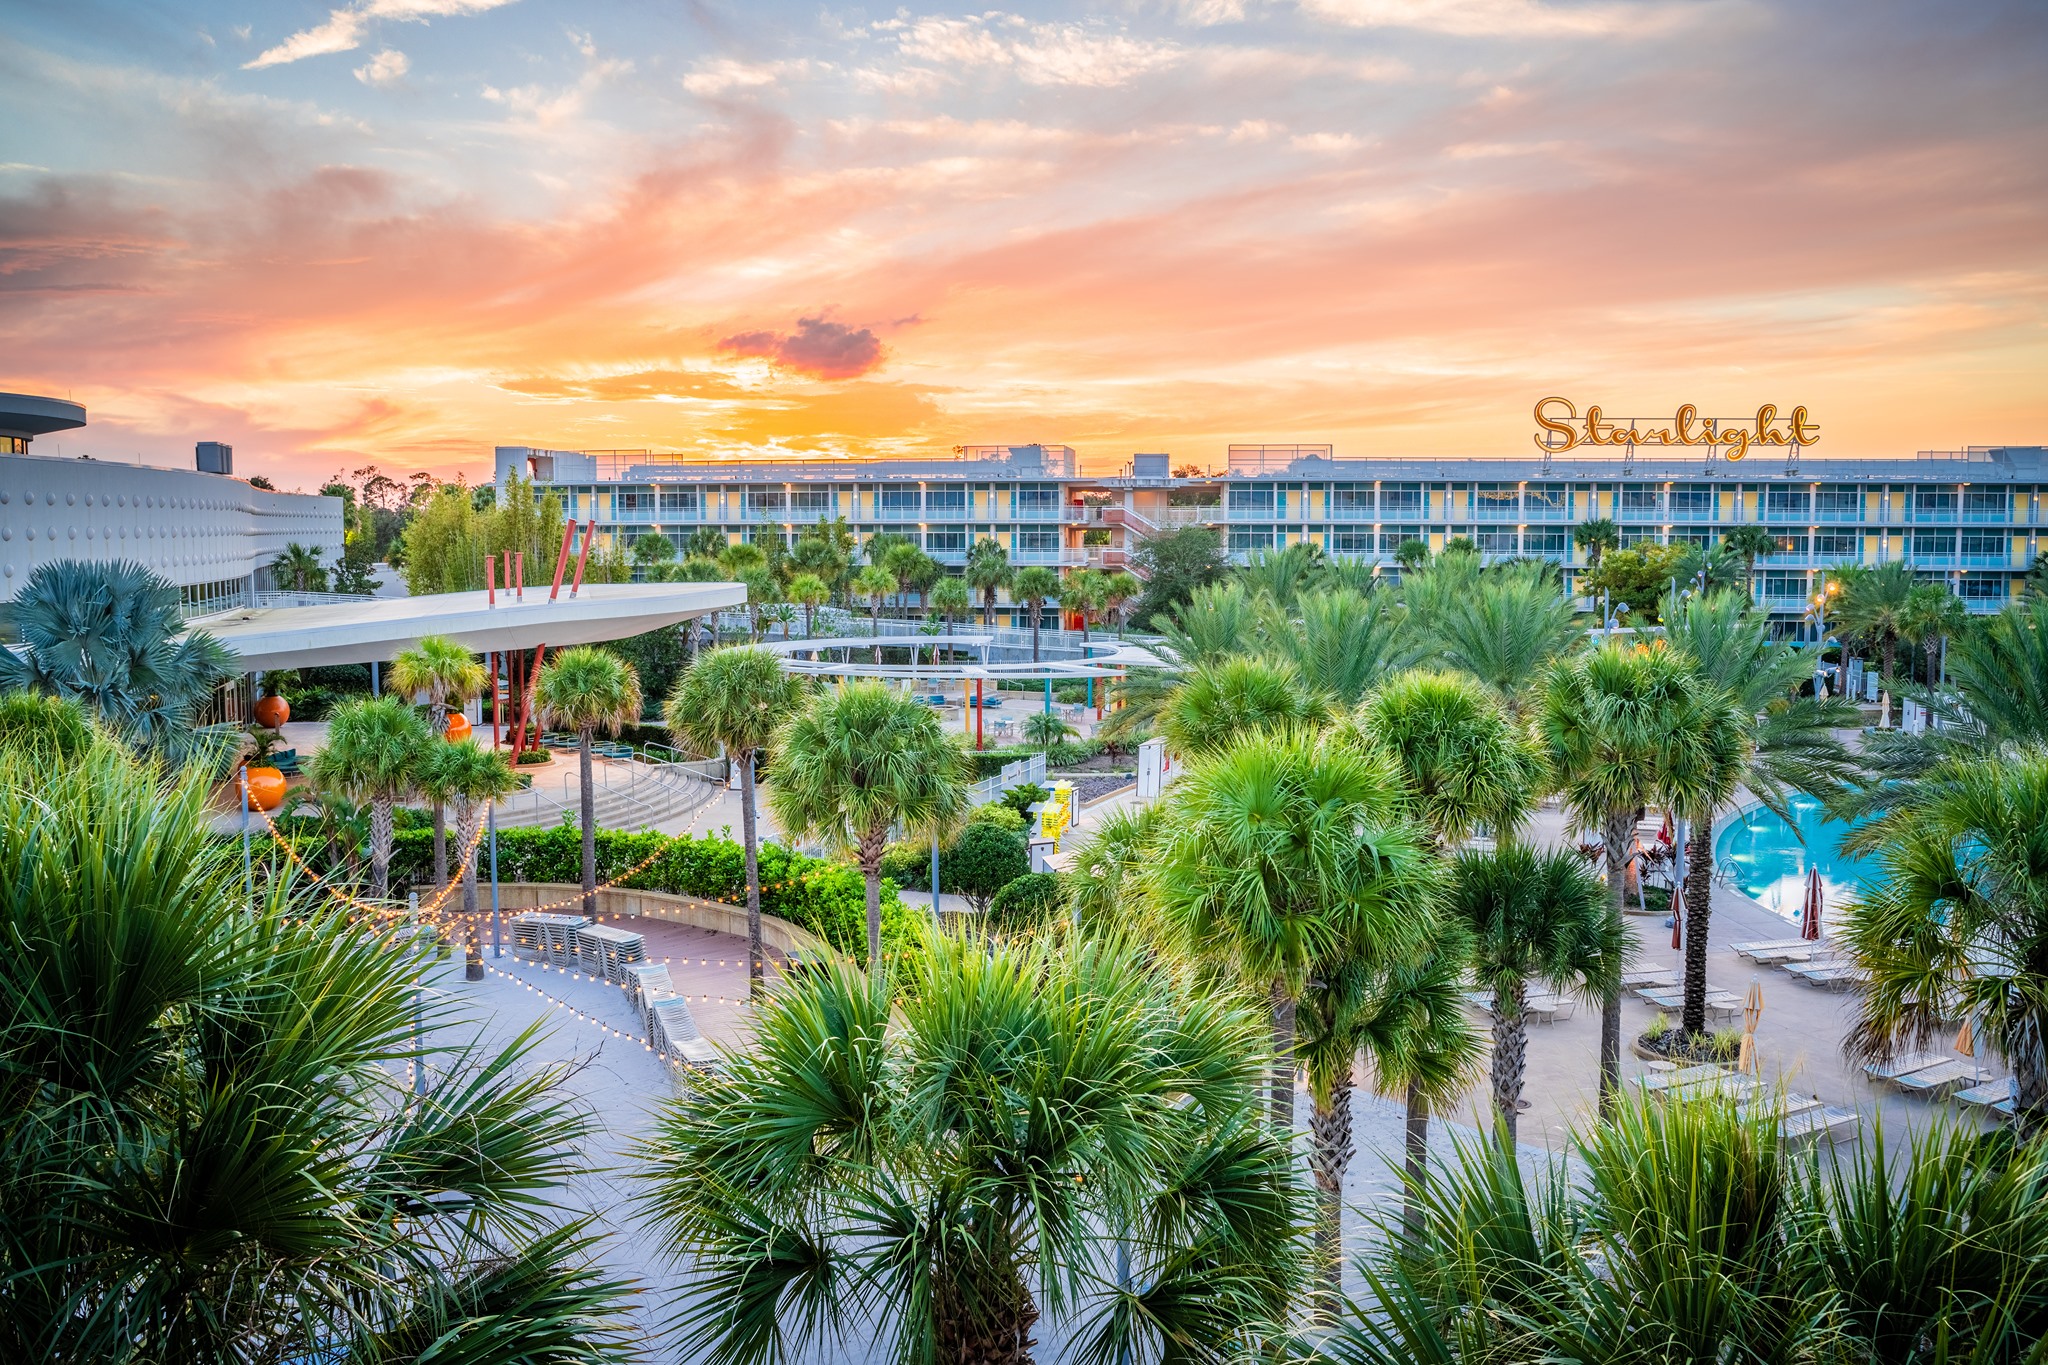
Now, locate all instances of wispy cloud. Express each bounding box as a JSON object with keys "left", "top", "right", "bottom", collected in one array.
[
  {"left": 245, "top": 0, "right": 518, "bottom": 70},
  {"left": 354, "top": 49, "right": 409, "bottom": 87}
]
